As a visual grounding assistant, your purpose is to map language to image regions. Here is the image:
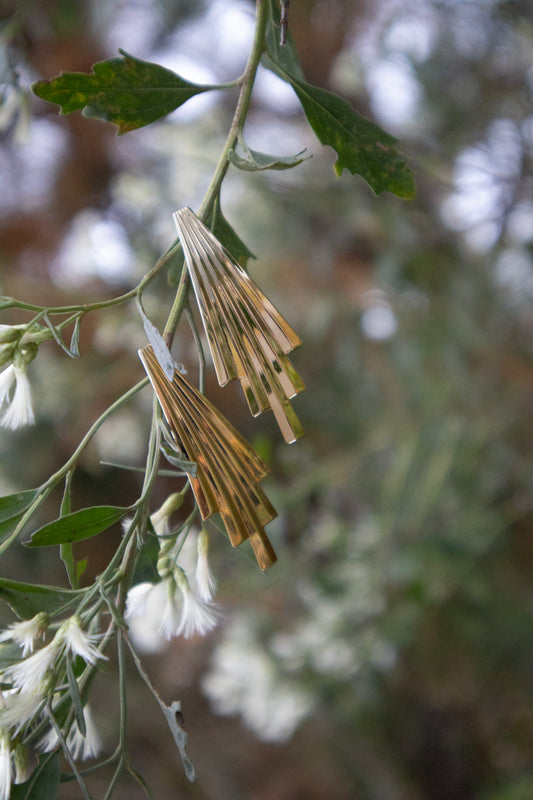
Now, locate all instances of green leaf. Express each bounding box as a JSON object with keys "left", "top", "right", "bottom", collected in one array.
[
  {"left": 292, "top": 78, "right": 415, "bottom": 198},
  {"left": 66, "top": 656, "right": 86, "bottom": 736},
  {"left": 0, "top": 489, "right": 38, "bottom": 523},
  {"left": 263, "top": 1, "right": 416, "bottom": 199},
  {"left": 160, "top": 443, "right": 198, "bottom": 477},
  {"left": 28, "top": 505, "right": 130, "bottom": 547},
  {"left": 206, "top": 198, "right": 255, "bottom": 267},
  {"left": 0, "top": 577, "right": 81, "bottom": 619},
  {"left": 132, "top": 521, "right": 160, "bottom": 585},
  {"left": 69, "top": 316, "right": 81, "bottom": 357},
  {"left": 31, "top": 49, "right": 216, "bottom": 134},
  {"left": 0, "top": 489, "right": 39, "bottom": 544},
  {"left": 11, "top": 754, "right": 61, "bottom": 800},
  {"left": 228, "top": 136, "right": 309, "bottom": 172},
  {"left": 264, "top": 0, "right": 305, "bottom": 80}
]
